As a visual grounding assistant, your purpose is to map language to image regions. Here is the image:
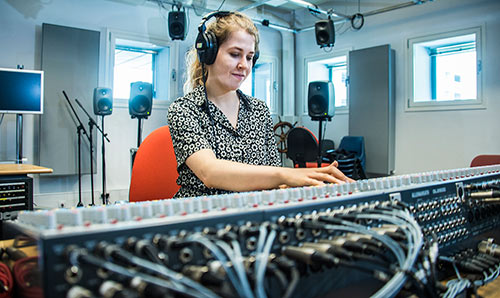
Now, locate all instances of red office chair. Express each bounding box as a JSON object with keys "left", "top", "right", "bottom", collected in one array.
[
  {"left": 129, "top": 125, "right": 180, "bottom": 202},
  {"left": 470, "top": 155, "right": 500, "bottom": 167}
]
